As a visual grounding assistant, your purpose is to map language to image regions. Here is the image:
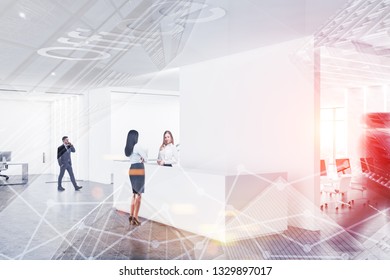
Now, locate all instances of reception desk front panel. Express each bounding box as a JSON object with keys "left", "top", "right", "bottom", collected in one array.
[{"left": 113, "top": 161, "right": 288, "bottom": 242}]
